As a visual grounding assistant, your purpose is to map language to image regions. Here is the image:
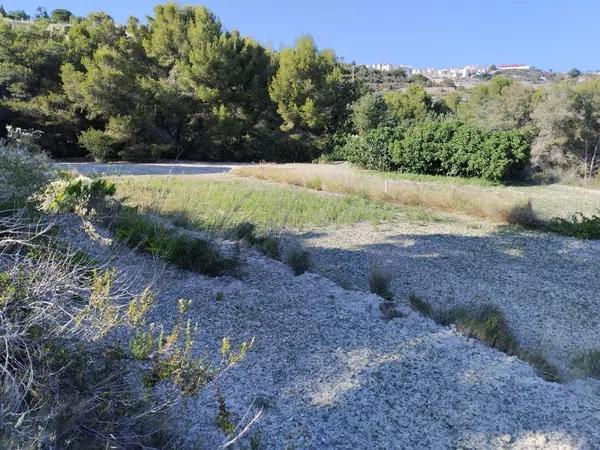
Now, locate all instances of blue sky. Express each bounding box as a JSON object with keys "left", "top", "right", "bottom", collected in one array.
[{"left": 5, "top": 0, "right": 598, "bottom": 71}]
